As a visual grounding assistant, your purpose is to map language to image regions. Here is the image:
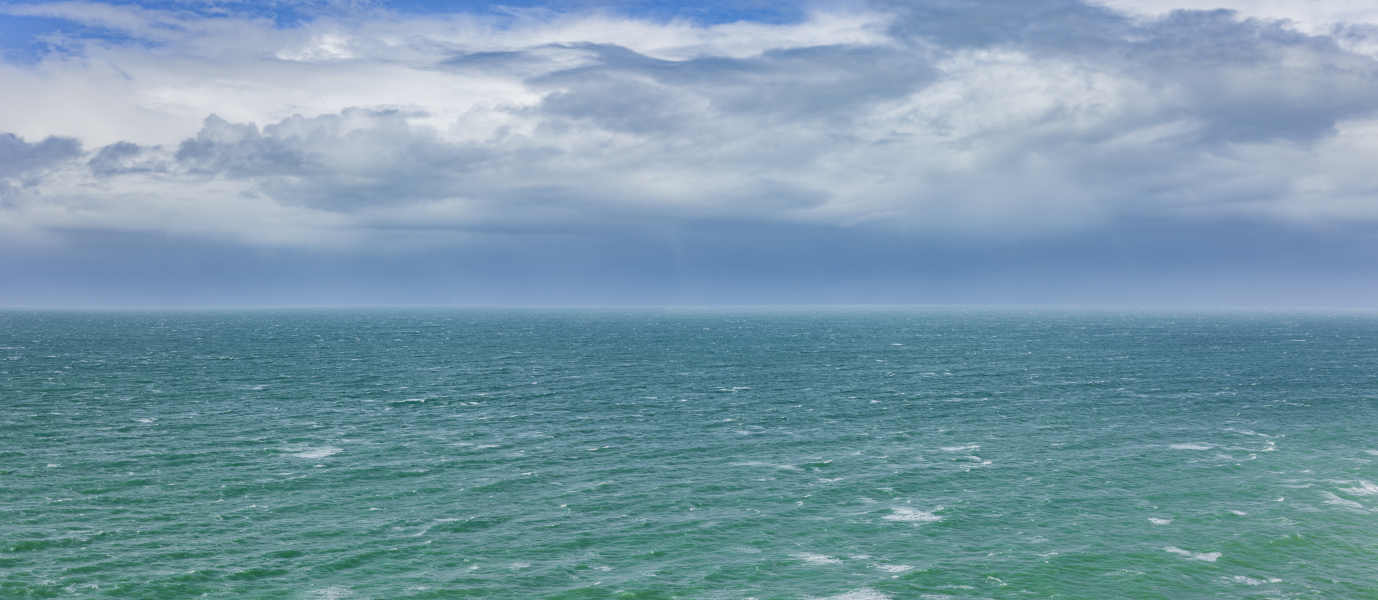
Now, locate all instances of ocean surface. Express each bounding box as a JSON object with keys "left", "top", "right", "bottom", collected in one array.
[{"left": 3, "top": 307, "right": 1377, "bottom": 599}]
